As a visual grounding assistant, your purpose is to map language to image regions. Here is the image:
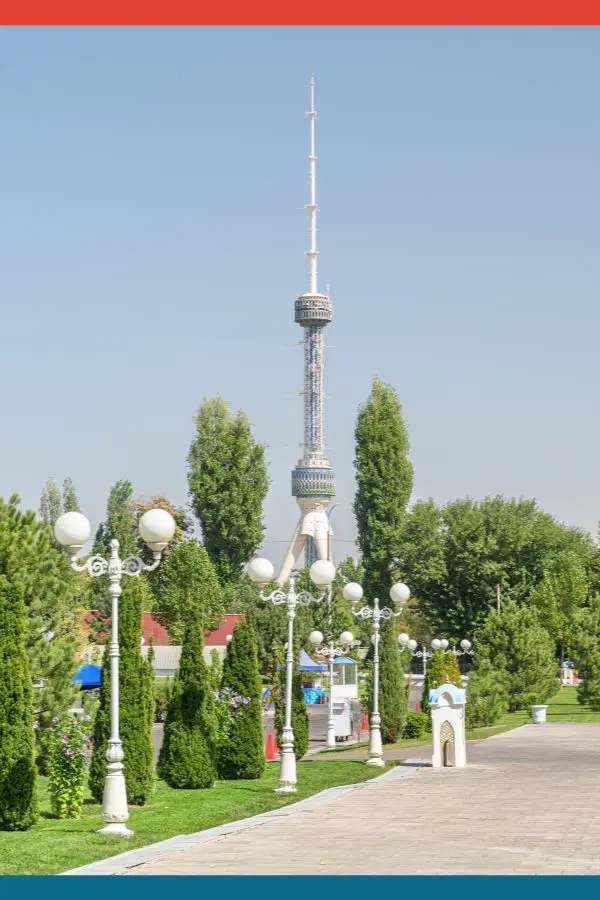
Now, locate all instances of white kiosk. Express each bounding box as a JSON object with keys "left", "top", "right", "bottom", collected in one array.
[{"left": 429, "top": 682, "right": 467, "bottom": 768}]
